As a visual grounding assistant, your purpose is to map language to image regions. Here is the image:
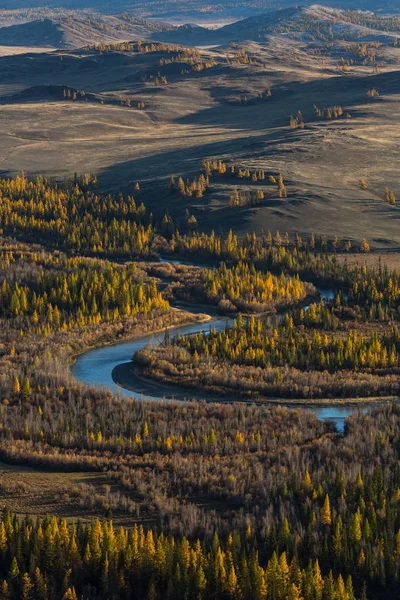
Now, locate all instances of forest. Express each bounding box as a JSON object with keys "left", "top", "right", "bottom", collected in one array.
[
  {"left": 0, "top": 173, "right": 400, "bottom": 599},
  {"left": 136, "top": 244, "right": 400, "bottom": 400},
  {"left": 0, "top": 174, "right": 153, "bottom": 256},
  {"left": 152, "top": 261, "right": 316, "bottom": 315}
]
